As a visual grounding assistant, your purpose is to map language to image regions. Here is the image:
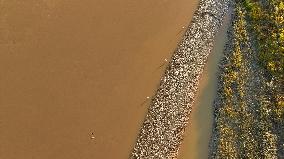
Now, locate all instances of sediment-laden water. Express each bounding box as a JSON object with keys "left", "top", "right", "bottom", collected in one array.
[
  {"left": 178, "top": 11, "right": 231, "bottom": 159},
  {"left": 0, "top": 0, "right": 198, "bottom": 159},
  {"left": 131, "top": 0, "right": 230, "bottom": 158}
]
